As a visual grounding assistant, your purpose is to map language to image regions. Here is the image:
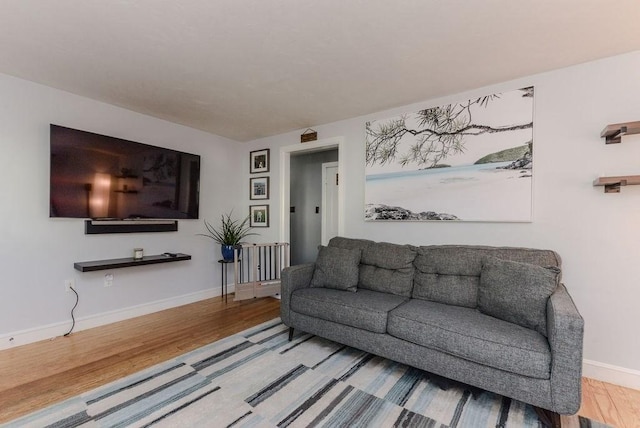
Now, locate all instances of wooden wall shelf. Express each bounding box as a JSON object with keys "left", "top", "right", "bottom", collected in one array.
[
  {"left": 596, "top": 121, "right": 640, "bottom": 192},
  {"left": 593, "top": 175, "right": 640, "bottom": 193},
  {"left": 74, "top": 253, "right": 191, "bottom": 272},
  {"left": 600, "top": 121, "right": 640, "bottom": 144}
]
